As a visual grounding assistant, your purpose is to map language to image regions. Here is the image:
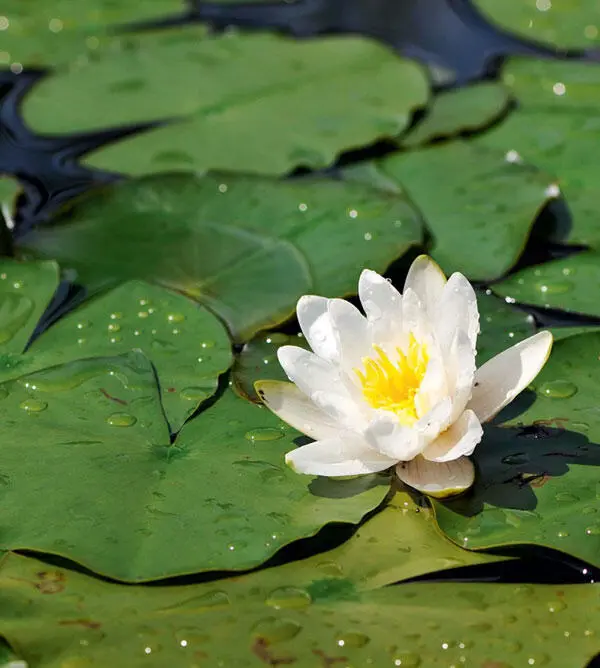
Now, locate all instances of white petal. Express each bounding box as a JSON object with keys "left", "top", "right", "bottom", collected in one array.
[
  {"left": 277, "top": 346, "right": 347, "bottom": 398},
  {"left": 434, "top": 272, "right": 479, "bottom": 352},
  {"left": 285, "top": 434, "right": 397, "bottom": 476},
  {"left": 364, "top": 414, "right": 421, "bottom": 461},
  {"left": 422, "top": 409, "right": 483, "bottom": 463},
  {"left": 414, "top": 396, "right": 454, "bottom": 444},
  {"left": 403, "top": 254, "right": 447, "bottom": 319},
  {"left": 396, "top": 455, "right": 475, "bottom": 498},
  {"left": 468, "top": 331, "right": 553, "bottom": 423},
  {"left": 446, "top": 329, "right": 476, "bottom": 422},
  {"left": 312, "top": 390, "right": 369, "bottom": 432},
  {"left": 402, "top": 288, "right": 430, "bottom": 341},
  {"left": 358, "top": 269, "right": 403, "bottom": 324},
  {"left": 414, "top": 342, "right": 449, "bottom": 418},
  {"left": 255, "top": 380, "right": 341, "bottom": 441},
  {"left": 328, "top": 298, "right": 371, "bottom": 373},
  {"left": 296, "top": 295, "right": 339, "bottom": 363}
]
